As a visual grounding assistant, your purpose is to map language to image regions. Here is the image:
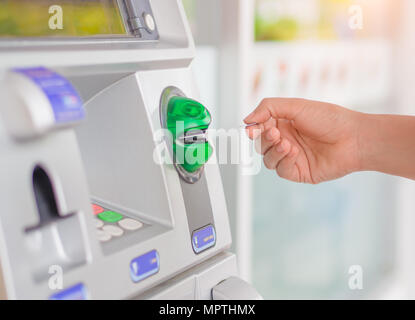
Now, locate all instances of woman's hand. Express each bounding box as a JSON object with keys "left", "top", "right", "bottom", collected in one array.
[{"left": 244, "top": 98, "right": 363, "bottom": 184}]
